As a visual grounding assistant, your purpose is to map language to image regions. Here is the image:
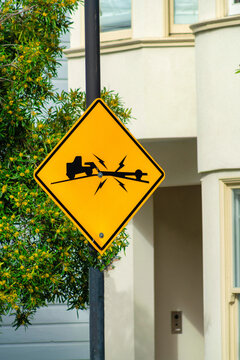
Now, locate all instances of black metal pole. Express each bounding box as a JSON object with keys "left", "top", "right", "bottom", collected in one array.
[
  {"left": 85, "top": 1, "right": 105, "bottom": 360},
  {"left": 89, "top": 267, "right": 105, "bottom": 360},
  {"left": 85, "top": 0, "right": 101, "bottom": 106}
]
